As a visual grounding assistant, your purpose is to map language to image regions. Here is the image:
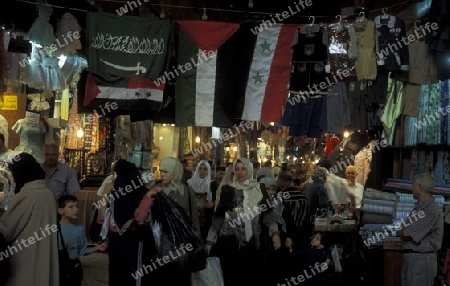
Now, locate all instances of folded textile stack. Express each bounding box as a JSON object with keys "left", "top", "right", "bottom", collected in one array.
[
  {"left": 396, "top": 193, "right": 415, "bottom": 219},
  {"left": 395, "top": 193, "right": 445, "bottom": 219},
  {"left": 384, "top": 178, "right": 450, "bottom": 196},
  {"left": 360, "top": 224, "right": 395, "bottom": 248},
  {"left": 361, "top": 188, "right": 397, "bottom": 224}
]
